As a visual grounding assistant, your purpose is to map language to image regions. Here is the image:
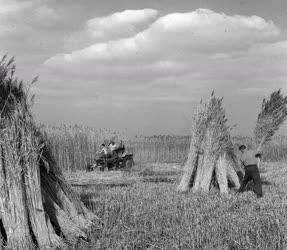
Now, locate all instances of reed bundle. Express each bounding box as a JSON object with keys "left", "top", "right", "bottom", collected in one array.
[
  {"left": 254, "top": 89, "right": 287, "bottom": 151},
  {"left": 177, "top": 92, "right": 240, "bottom": 194},
  {"left": 0, "top": 56, "right": 99, "bottom": 249}
]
